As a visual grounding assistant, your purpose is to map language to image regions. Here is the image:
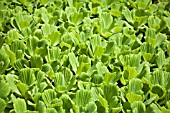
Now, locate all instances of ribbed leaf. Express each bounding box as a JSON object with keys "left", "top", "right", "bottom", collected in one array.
[
  {"left": 6, "top": 74, "right": 21, "bottom": 95},
  {"left": 131, "top": 101, "right": 146, "bottom": 113},
  {"left": 46, "top": 47, "right": 61, "bottom": 63},
  {"left": 26, "top": 36, "right": 39, "bottom": 56},
  {"left": 35, "top": 101, "right": 46, "bottom": 113},
  {"left": 42, "top": 89, "right": 57, "bottom": 107},
  {"left": 122, "top": 7, "right": 133, "bottom": 23},
  {"left": 103, "top": 84, "right": 119, "bottom": 103},
  {"left": 19, "top": 68, "right": 35, "bottom": 86},
  {"left": 85, "top": 101, "right": 97, "bottom": 113},
  {"left": 146, "top": 103, "right": 161, "bottom": 113},
  {"left": 0, "top": 53, "right": 10, "bottom": 74},
  {"left": 76, "top": 90, "right": 92, "bottom": 107},
  {"left": 69, "top": 52, "right": 78, "bottom": 73},
  {"left": 0, "top": 80, "right": 10, "bottom": 98},
  {"left": 46, "top": 108, "right": 57, "bottom": 113},
  {"left": 126, "top": 93, "right": 142, "bottom": 104},
  {"left": 156, "top": 48, "right": 165, "bottom": 68},
  {"left": 98, "top": 94, "right": 109, "bottom": 113},
  {"left": 13, "top": 98, "right": 27, "bottom": 113},
  {"left": 30, "top": 55, "right": 43, "bottom": 68},
  {"left": 0, "top": 98, "right": 6, "bottom": 112},
  {"left": 128, "top": 78, "right": 143, "bottom": 94}
]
